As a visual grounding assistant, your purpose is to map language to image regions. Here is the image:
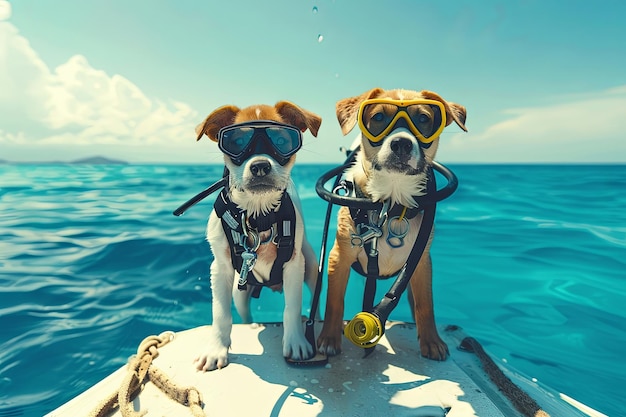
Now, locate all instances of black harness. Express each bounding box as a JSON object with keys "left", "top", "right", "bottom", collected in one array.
[
  {"left": 213, "top": 188, "right": 296, "bottom": 298},
  {"left": 346, "top": 176, "right": 434, "bottom": 312},
  {"left": 349, "top": 189, "right": 422, "bottom": 279}
]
